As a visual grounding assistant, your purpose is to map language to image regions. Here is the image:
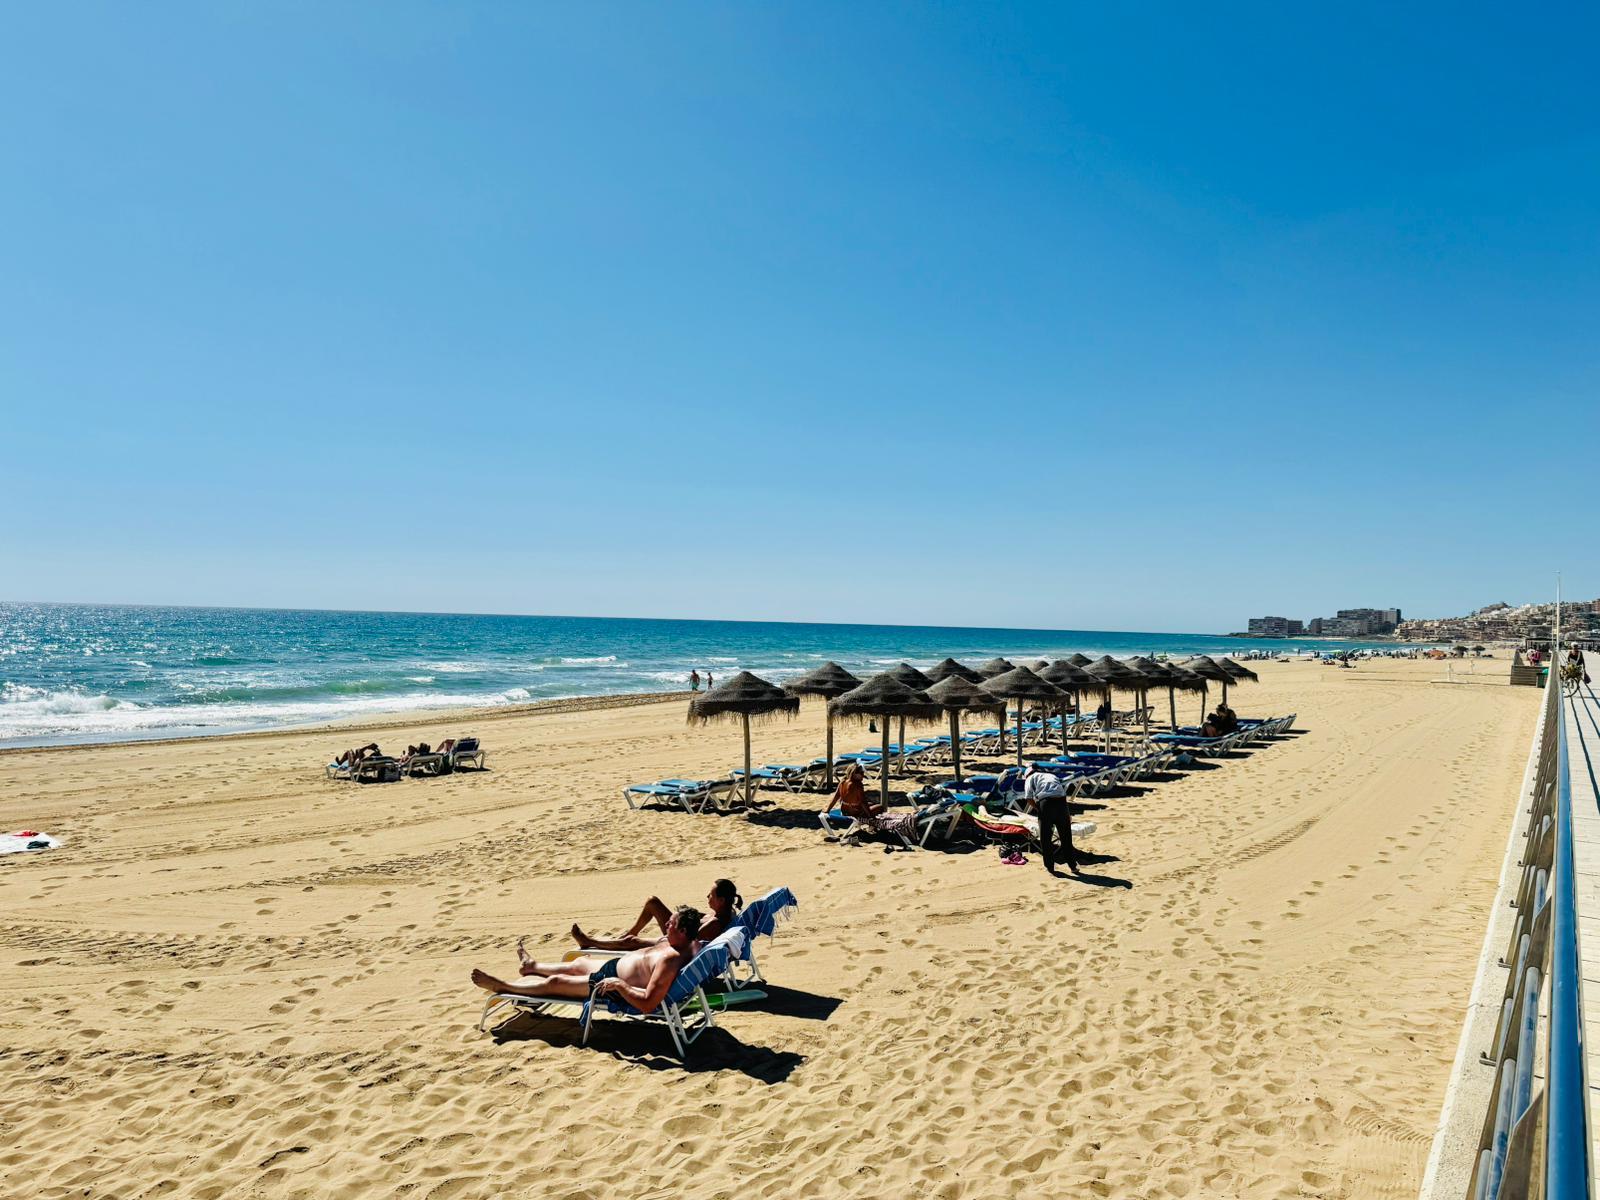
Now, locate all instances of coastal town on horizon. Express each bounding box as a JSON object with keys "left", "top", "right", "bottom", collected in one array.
[{"left": 1237, "top": 597, "right": 1600, "bottom": 643}]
